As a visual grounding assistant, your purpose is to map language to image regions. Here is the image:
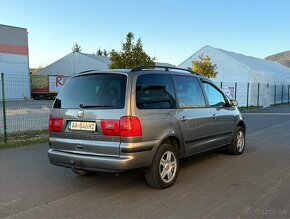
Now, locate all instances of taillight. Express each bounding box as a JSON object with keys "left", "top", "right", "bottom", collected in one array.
[
  {"left": 100, "top": 116, "right": 142, "bottom": 137},
  {"left": 120, "top": 116, "right": 142, "bottom": 137},
  {"left": 48, "top": 115, "right": 63, "bottom": 132},
  {"left": 101, "top": 120, "right": 120, "bottom": 136}
]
